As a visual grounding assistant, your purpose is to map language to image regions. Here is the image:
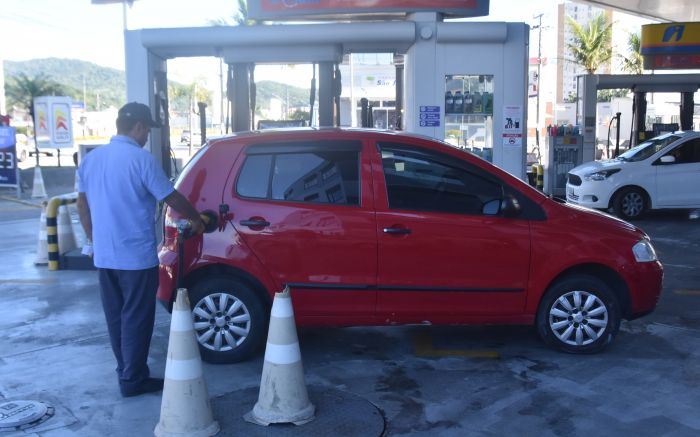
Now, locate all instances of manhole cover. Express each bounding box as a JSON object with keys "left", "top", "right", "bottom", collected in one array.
[{"left": 0, "top": 400, "right": 54, "bottom": 432}]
